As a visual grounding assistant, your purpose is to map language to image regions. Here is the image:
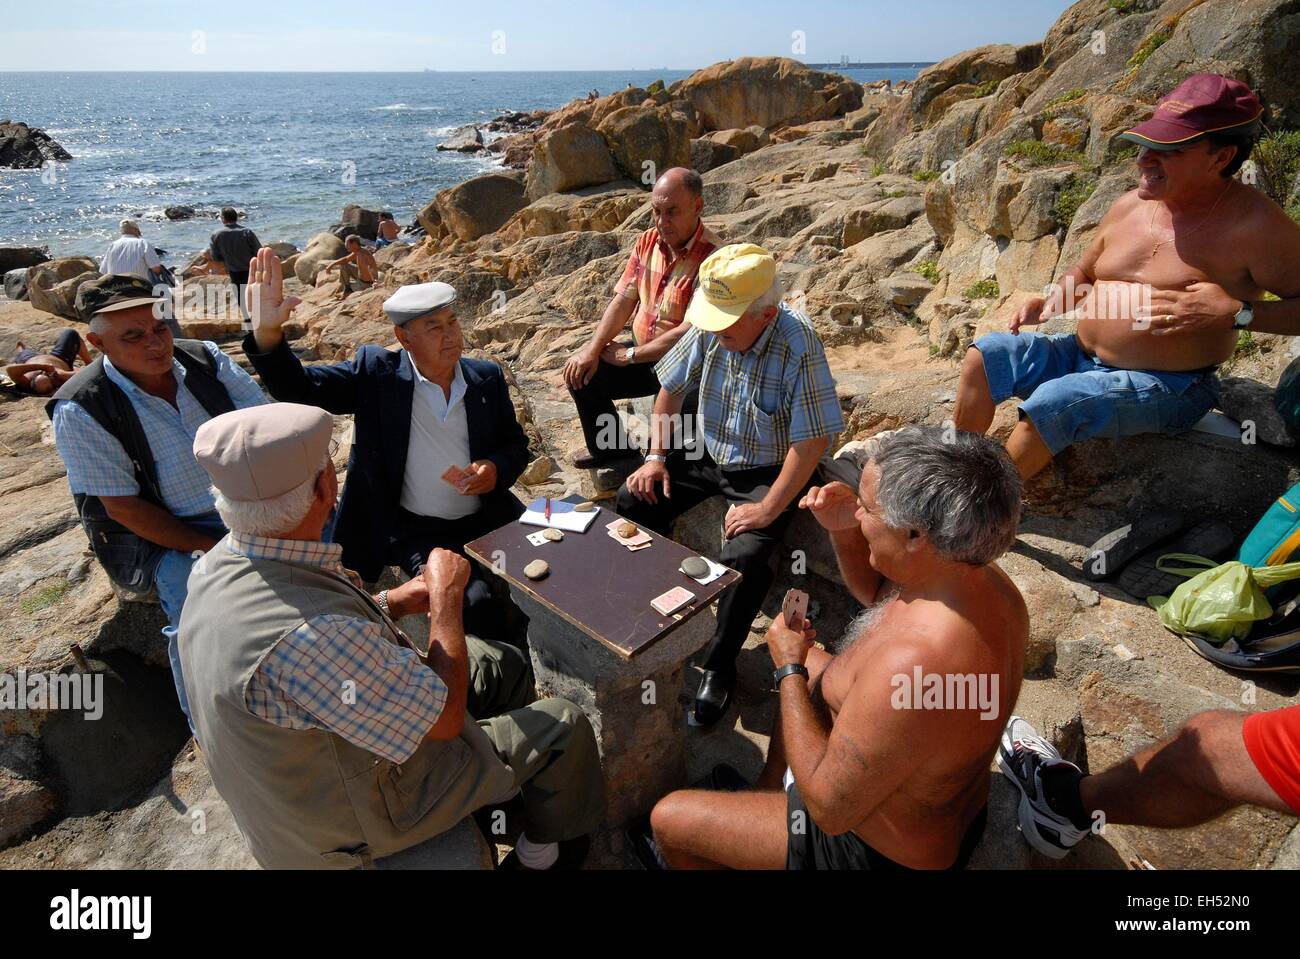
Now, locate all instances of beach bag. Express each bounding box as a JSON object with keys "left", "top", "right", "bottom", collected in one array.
[{"left": 1152, "top": 554, "right": 1300, "bottom": 643}]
